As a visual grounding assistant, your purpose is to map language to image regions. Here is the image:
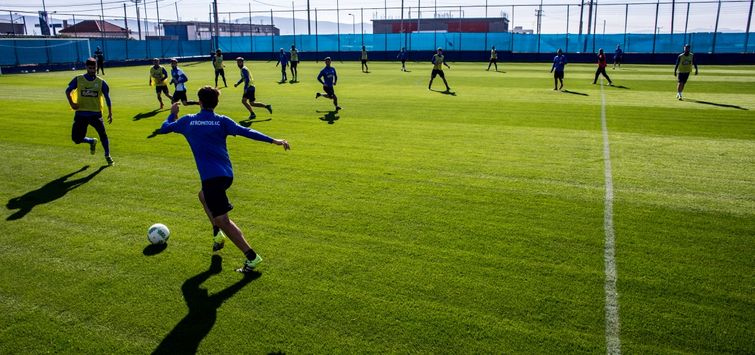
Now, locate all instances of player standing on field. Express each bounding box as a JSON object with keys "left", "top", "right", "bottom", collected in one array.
[
  {"left": 159, "top": 86, "right": 290, "bottom": 273},
  {"left": 487, "top": 46, "right": 498, "bottom": 71},
  {"left": 289, "top": 45, "right": 300, "bottom": 82},
  {"left": 397, "top": 47, "right": 408, "bottom": 72},
  {"left": 149, "top": 58, "right": 173, "bottom": 109},
  {"left": 674, "top": 44, "right": 699, "bottom": 101},
  {"left": 93, "top": 46, "right": 105, "bottom": 75},
  {"left": 65, "top": 57, "right": 114, "bottom": 166},
  {"left": 428, "top": 48, "right": 451, "bottom": 92},
  {"left": 276, "top": 48, "right": 289, "bottom": 83},
  {"left": 213, "top": 49, "right": 228, "bottom": 88},
  {"left": 550, "top": 49, "right": 567, "bottom": 91},
  {"left": 613, "top": 44, "right": 623, "bottom": 69},
  {"left": 315, "top": 57, "right": 341, "bottom": 111},
  {"left": 593, "top": 48, "right": 613, "bottom": 86},
  {"left": 234, "top": 57, "right": 273, "bottom": 119},
  {"left": 360, "top": 46, "right": 369, "bottom": 73}
]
